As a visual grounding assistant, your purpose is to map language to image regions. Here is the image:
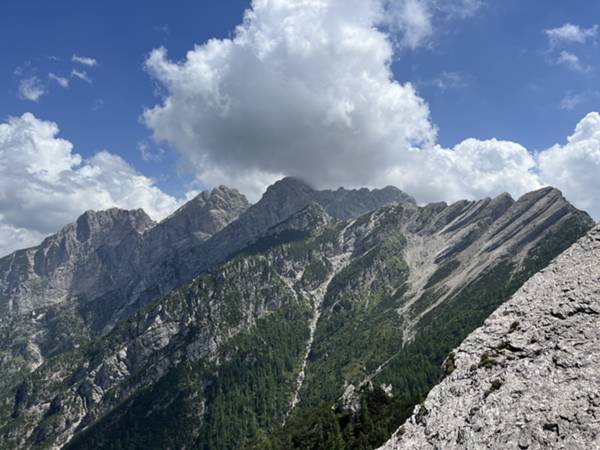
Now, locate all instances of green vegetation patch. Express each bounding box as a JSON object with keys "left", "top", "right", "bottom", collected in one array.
[{"left": 247, "top": 385, "right": 415, "bottom": 450}]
